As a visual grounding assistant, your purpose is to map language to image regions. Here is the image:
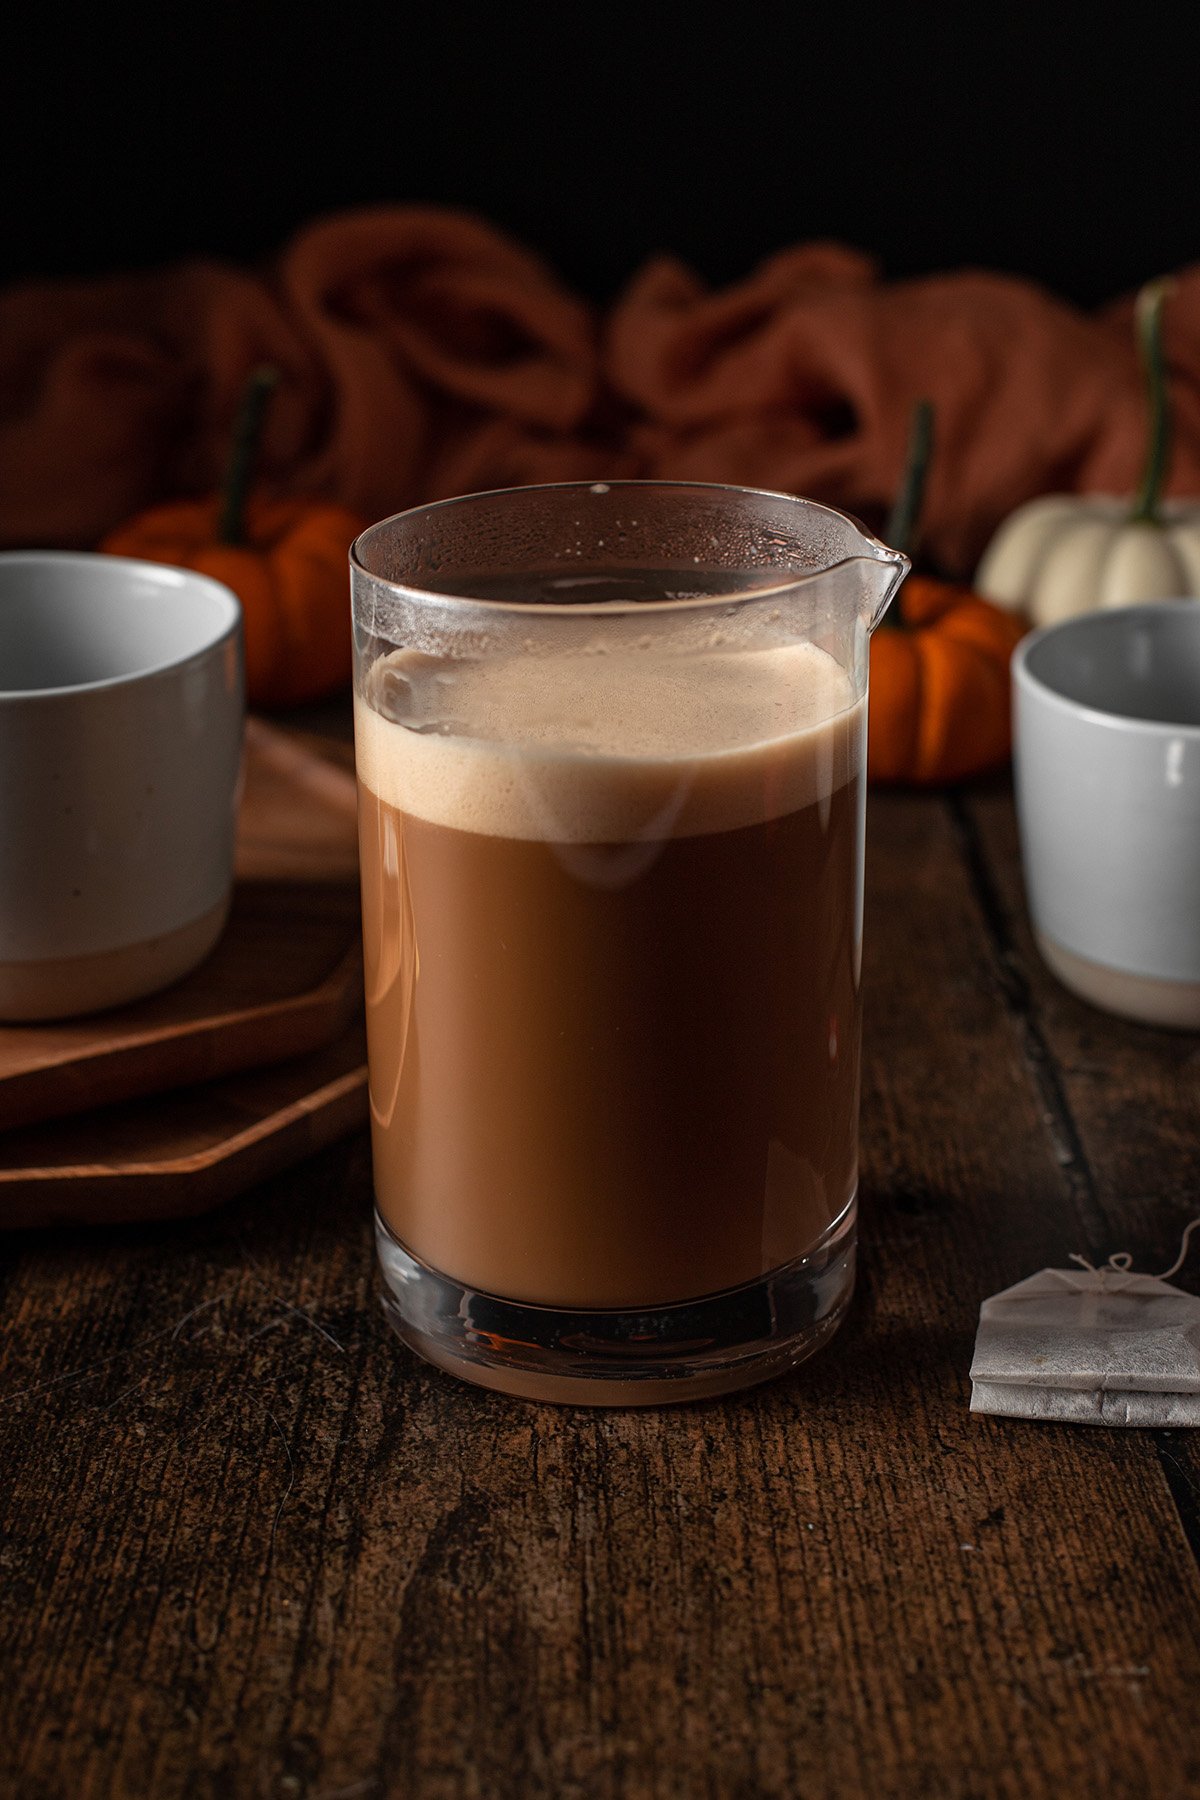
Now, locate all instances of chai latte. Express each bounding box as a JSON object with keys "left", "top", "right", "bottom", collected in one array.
[{"left": 355, "top": 637, "right": 864, "bottom": 1310}]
